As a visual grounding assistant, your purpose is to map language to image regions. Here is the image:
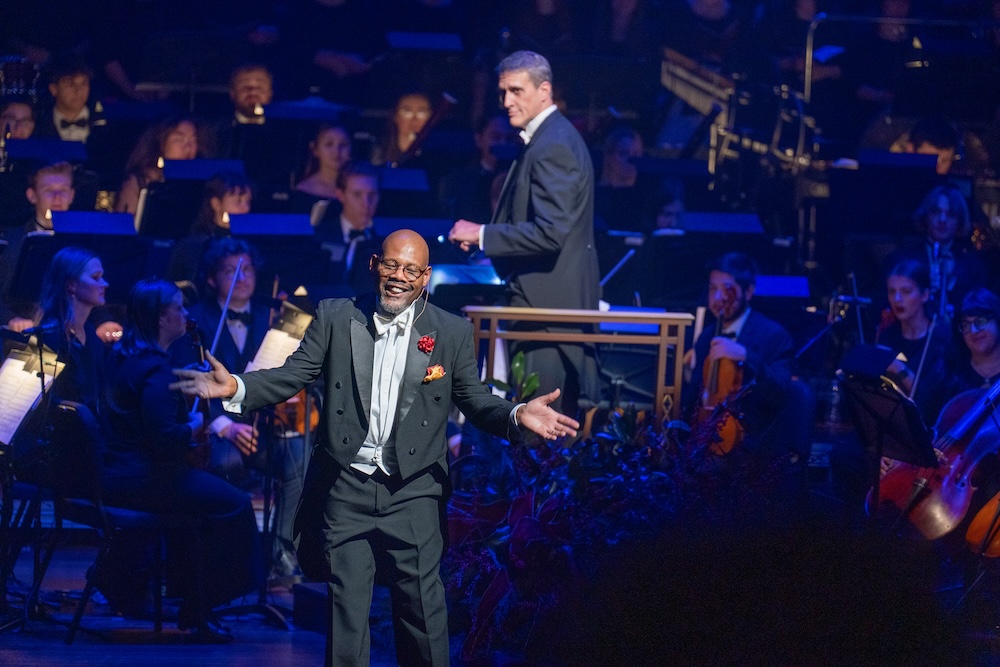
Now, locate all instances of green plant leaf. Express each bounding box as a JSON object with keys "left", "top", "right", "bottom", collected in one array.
[
  {"left": 521, "top": 373, "right": 540, "bottom": 400},
  {"left": 488, "top": 379, "right": 512, "bottom": 393},
  {"left": 510, "top": 351, "right": 526, "bottom": 386}
]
